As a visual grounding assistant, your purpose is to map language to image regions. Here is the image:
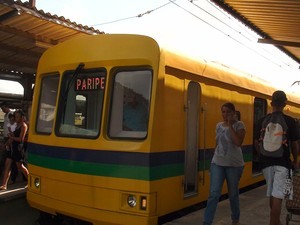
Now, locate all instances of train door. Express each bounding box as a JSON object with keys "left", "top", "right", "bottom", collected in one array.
[
  {"left": 252, "top": 97, "right": 267, "bottom": 175},
  {"left": 184, "top": 81, "right": 200, "bottom": 197}
]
